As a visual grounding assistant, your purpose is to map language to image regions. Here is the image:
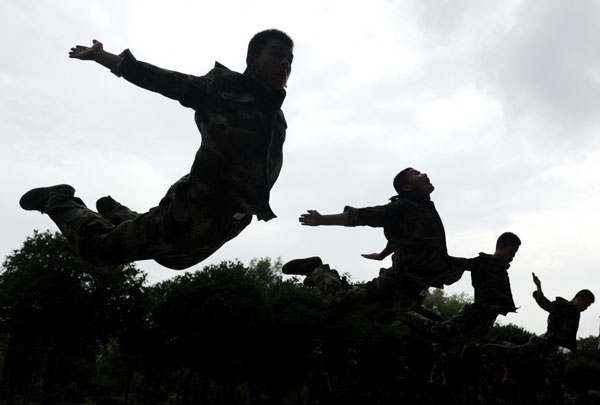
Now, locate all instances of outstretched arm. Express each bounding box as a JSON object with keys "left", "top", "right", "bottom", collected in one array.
[
  {"left": 299, "top": 210, "right": 349, "bottom": 226},
  {"left": 69, "top": 40, "right": 122, "bottom": 71},
  {"left": 69, "top": 39, "right": 207, "bottom": 109},
  {"left": 362, "top": 242, "right": 394, "bottom": 261}
]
